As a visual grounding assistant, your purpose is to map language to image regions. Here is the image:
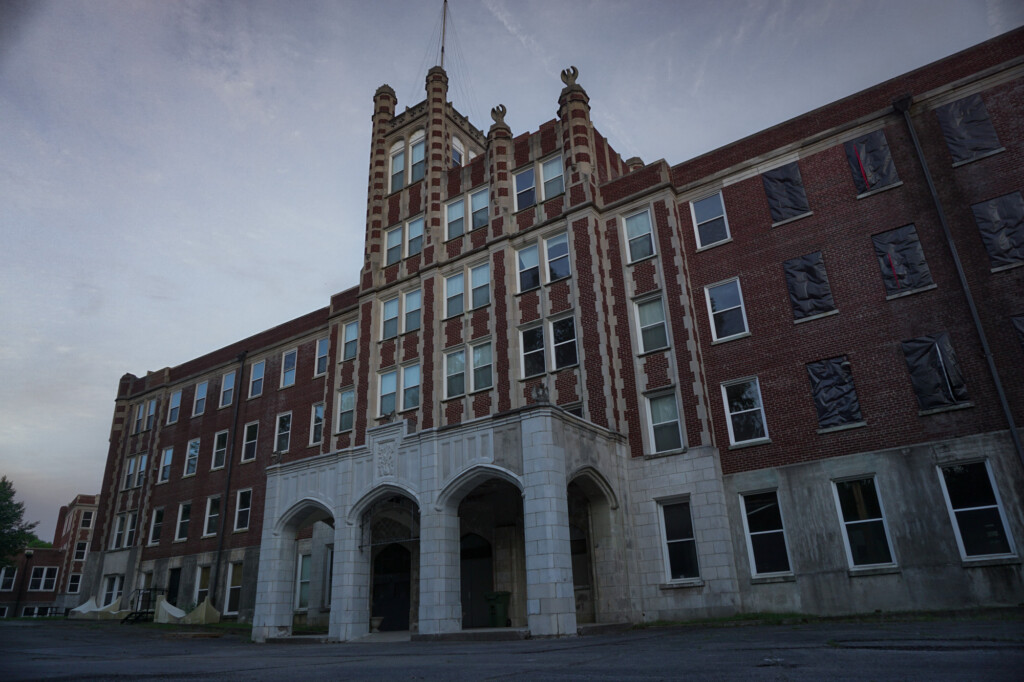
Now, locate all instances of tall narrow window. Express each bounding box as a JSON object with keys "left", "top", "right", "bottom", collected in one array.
[
  {"left": 518, "top": 244, "right": 540, "bottom": 291},
  {"left": 636, "top": 298, "right": 669, "bottom": 353},
  {"left": 385, "top": 226, "right": 403, "bottom": 265},
  {"left": 315, "top": 338, "right": 329, "bottom": 377},
  {"left": 219, "top": 371, "right": 235, "bottom": 408},
  {"left": 901, "top": 332, "right": 968, "bottom": 410},
  {"left": 390, "top": 141, "right": 405, "bottom": 192},
  {"left": 410, "top": 133, "right": 425, "bottom": 183},
  {"left": 833, "top": 477, "right": 894, "bottom": 567},
  {"left": 382, "top": 298, "right": 399, "bottom": 339},
  {"left": 68, "top": 573, "right": 82, "bottom": 594},
  {"left": 445, "top": 273, "right": 464, "bottom": 318},
  {"left": 281, "top": 349, "right": 297, "bottom": 388},
  {"left": 762, "top": 161, "right": 810, "bottom": 224},
  {"left": 648, "top": 394, "right": 682, "bottom": 453},
  {"left": 193, "top": 381, "right": 207, "bottom": 416},
  {"left": 241, "top": 422, "right": 258, "bottom": 462},
  {"left": 970, "top": 192, "right": 1024, "bottom": 268},
  {"left": 235, "top": 489, "right": 252, "bottom": 531},
  {"left": 446, "top": 198, "right": 465, "bottom": 240},
  {"left": 404, "top": 290, "right": 421, "bottom": 332},
  {"left": 175, "top": 503, "right": 191, "bottom": 541},
  {"left": 938, "top": 461, "right": 1013, "bottom": 558},
  {"left": 471, "top": 189, "right": 488, "bottom": 230},
  {"left": 0, "top": 567, "right": 15, "bottom": 591},
  {"left": 741, "top": 491, "right": 791, "bottom": 576},
  {"left": 451, "top": 137, "right": 464, "bottom": 168},
  {"left": 167, "top": 390, "right": 181, "bottom": 424},
  {"left": 123, "top": 457, "right": 136, "bottom": 491},
  {"left": 380, "top": 371, "right": 397, "bottom": 416},
  {"left": 225, "top": 563, "right": 244, "bottom": 615},
  {"left": 310, "top": 403, "right": 324, "bottom": 444},
  {"left": 211, "top": 431, "right": 228, "bottom": 470},
  {"left": 546, "top": 233, "right": 570, "bottom": 281},
  {"left": 145, "top": 399, "right": 156, "bottom": 430},
  {"left": 81, "top": 511, "right": 93, "bottom": 529},
  {"left": 295, "top": 554, "right": 311, "bottom": 610},
  {"left": 541, "top": 156, "right": 563, "bottom": 198},
  {"left": 722, "top": 377, "right": 768, "bottom": 445},
  {"left": 203, "top": 497, "right": 220, "bottom": 537},
  {"left": 111, "top": 514, "right": 125, "bottom": 549},
  {"left": 551, "top": 317, "right": 578, "bottom": 369},
  {"left": 275, "top": 413, "right": 291, "bottom": 452},
  {"left": 249, "top": 360, "right": 265, "bottom": 398},
  {"left": 692, "top": 192, "right": 730, "bottom": 248},
  {"left": 74, "top": 541, "right": 88, "bottom": 561},
  {"left": 148, "top": 508, "right": 163, "bottom": 545},
  {"left": 342, "top": 321, "right": 359, "bottom": 361},
  {"left": 705, "top": 278, "right": 749, "bottom": 341},
  {"left": 660, "top": 501, "right": 699, "bottom": 581},
  {"left": 515, "top": 167, "right": 536, "bottom": 210},
  {"left": 472, "top": 342, "right": 493, "bottom": 391},
  {"left": 872, "top": 225, "right": 934, "bottom": 296},
  {"left": 133, "top": 404, "right": 144, "bottom": 434},
  {"left": 783, "top": 252, "right": 836, "bottom": 320},
  {"left": 184, "top": 439, "right": 199, "bottom": 477},
  {"left": 407, "top": 216, "right": 423, "bottom": 256},
  {"left": 522, "top": 326, "right": 545, "bottom": 377},
  {"left": 195, "top": 566, "right": 210, "bottom": 604},
  {"left": 935, "top": 94, "right": 1002, "bottom": 165},
  {"left": 159, "top": 447, "right": 173, "bottom": 482},
  {"left": 446, "top": 350, "right": 465, "bottom": 398},
  {"left": 625, "top": 210, "right": 654, "bottom": 262},
  {"left": 806, "top": 357, "right": 863, "bottom": 429},
  {"left": 135, "top": 453, "right": 147, "bottom": 488},
  {"left": 470, "top": 263, "right": 490, "bottom": 309},
  {"left": 402, "top": 365, "right": 420, "bottom": 410},
  {"left": 102, "top": 575, "right": 123, "bottom": 606},
  {"left": 337, "top": 388, "right": 355, "bottom": 432},
  {"left": 844, "top": 130, "right": 899, "bottom": 194}
]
